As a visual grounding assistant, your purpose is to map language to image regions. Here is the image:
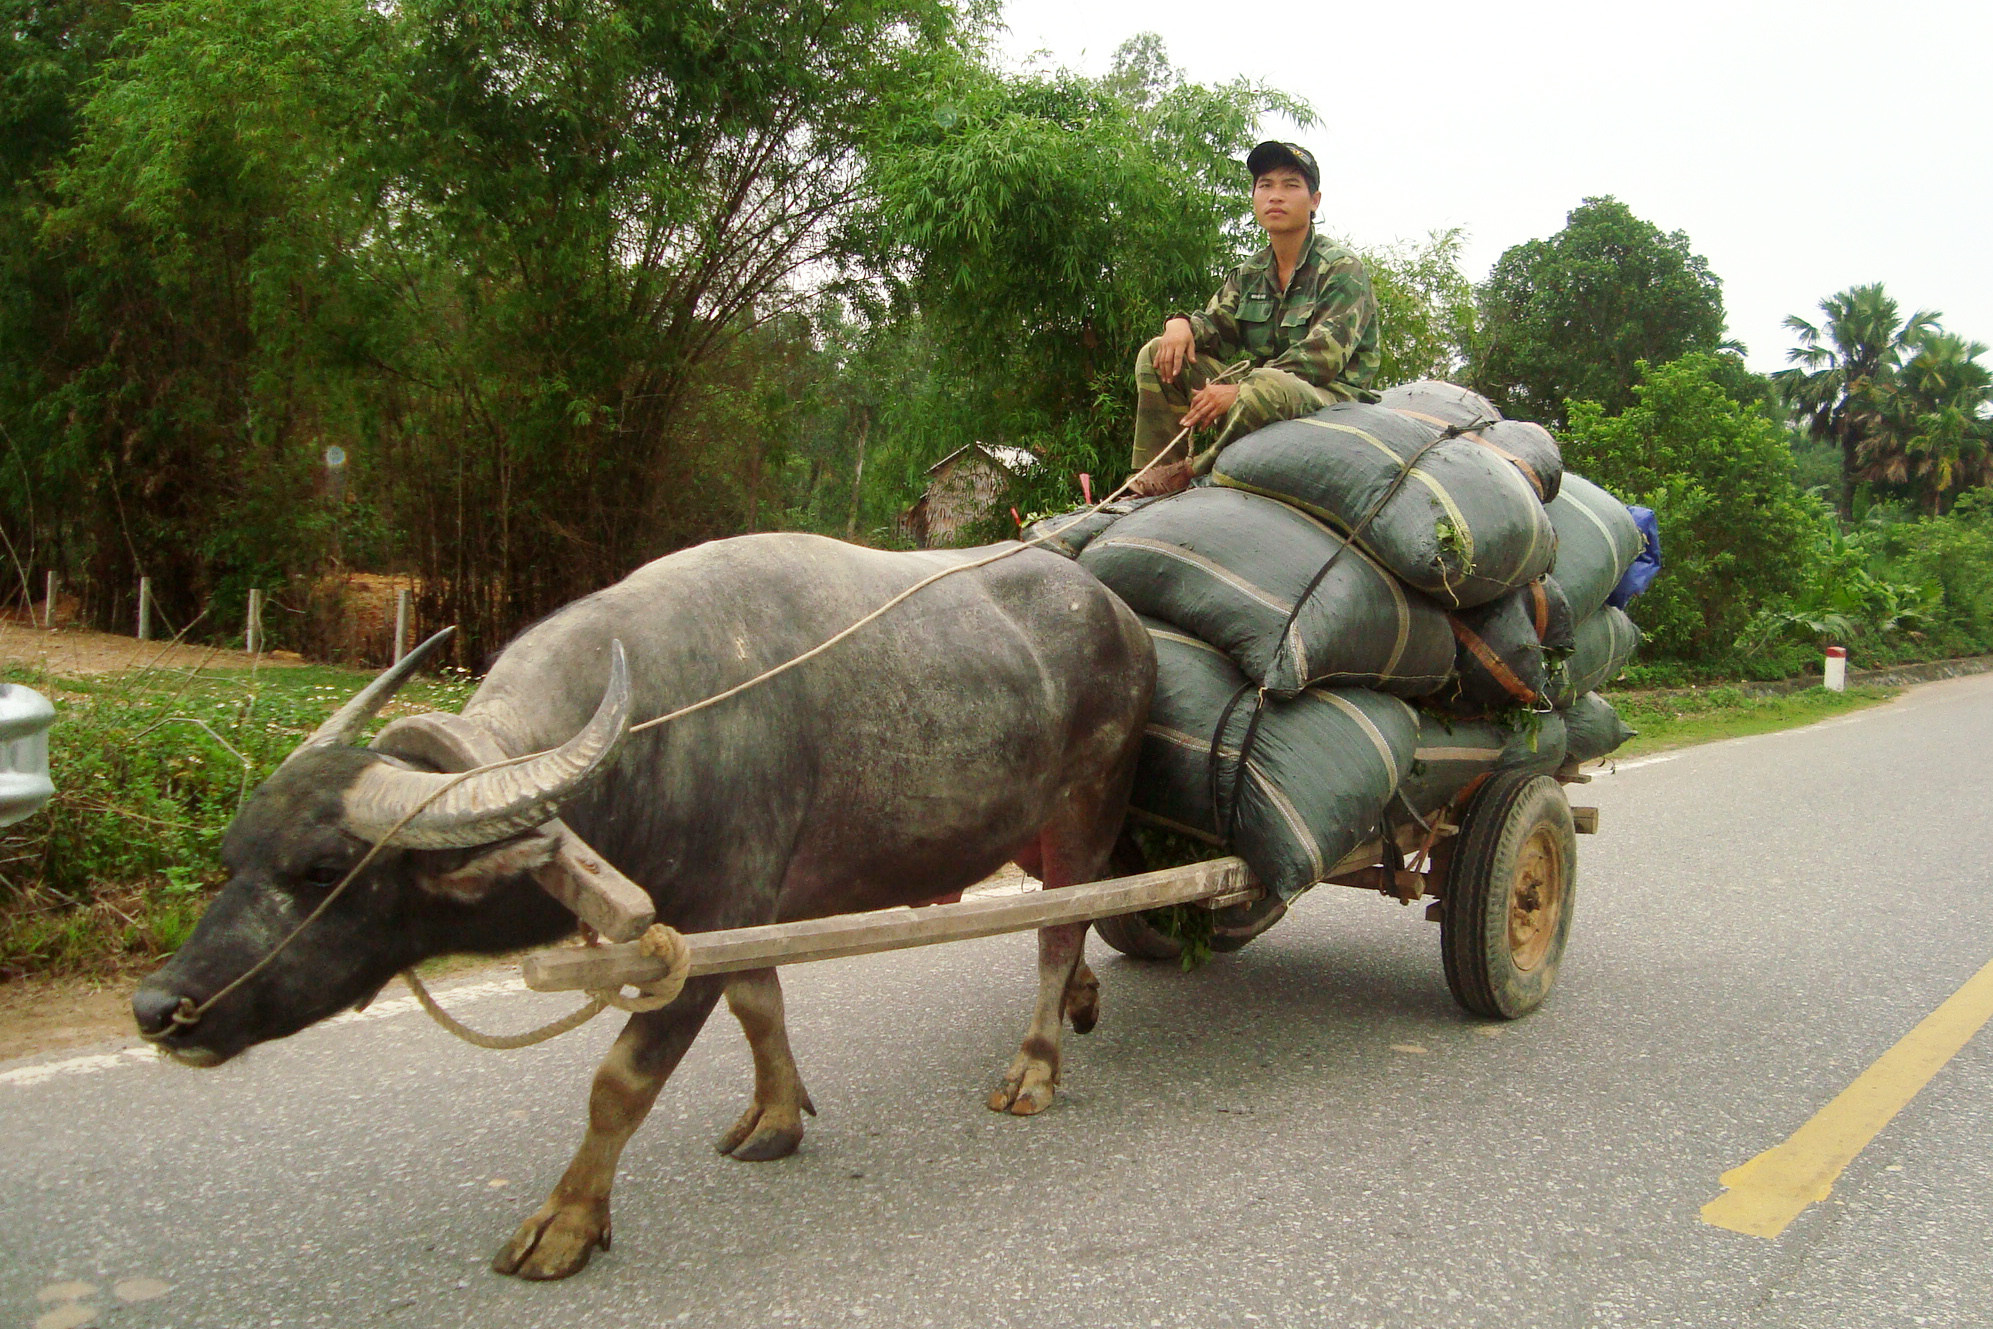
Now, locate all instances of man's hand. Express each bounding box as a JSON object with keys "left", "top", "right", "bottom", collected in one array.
[
  {"left": 1153, "top": 317, "right": 1196, "bottom": 384},
  {"left": 1126, "top": 459, "right": 1193, "bottom": 498},
  {"left": 1179, "top": 381, "right": 1240, "bottom": 431}
]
